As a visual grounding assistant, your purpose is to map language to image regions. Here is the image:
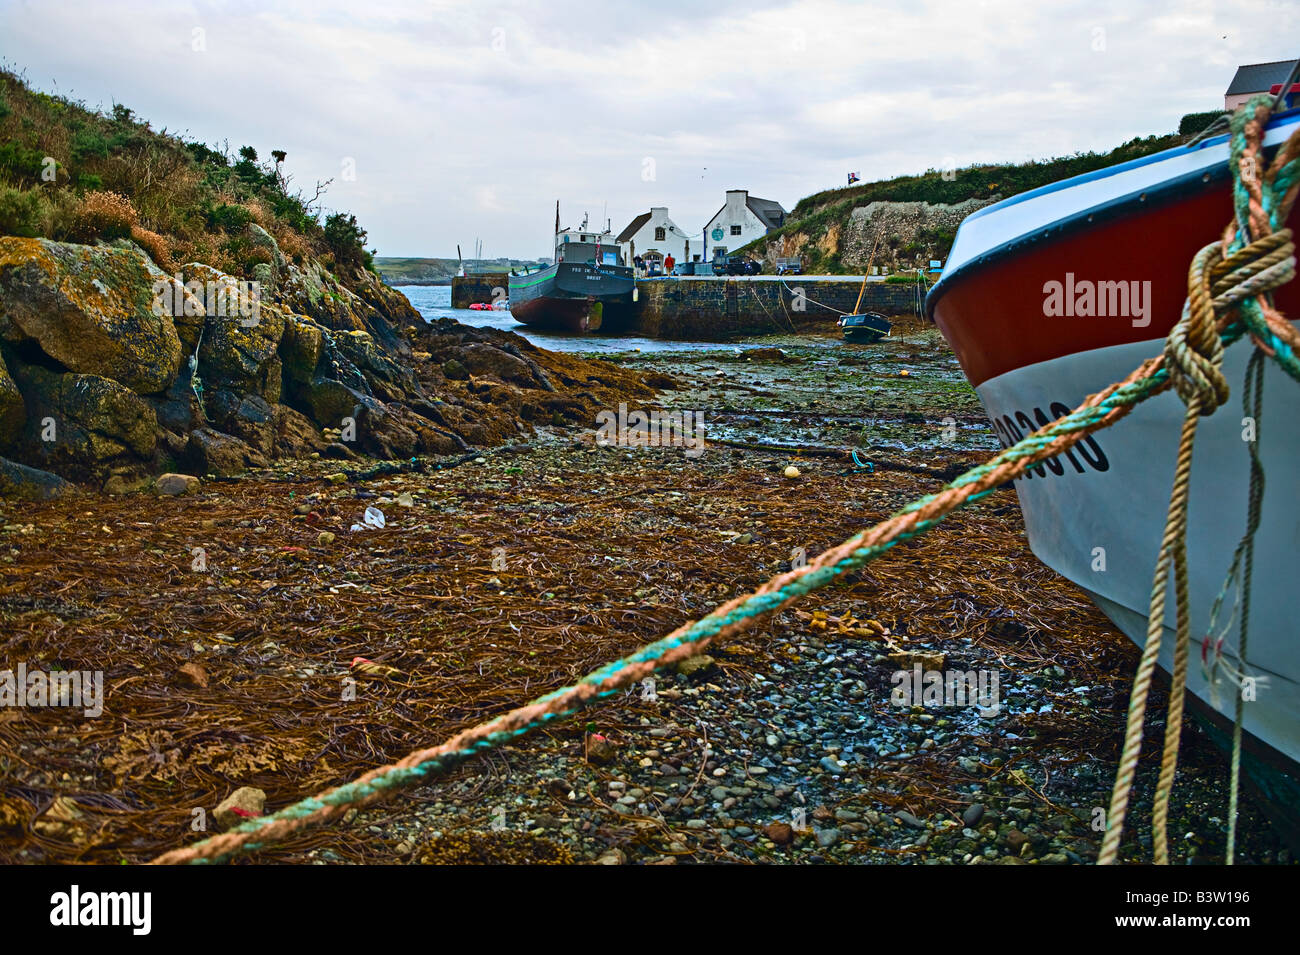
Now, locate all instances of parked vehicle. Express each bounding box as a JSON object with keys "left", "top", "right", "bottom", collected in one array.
[
  {"left": 776, "top": 257, "right": 802, "bottom": 275},
  {"left": 714, "top": 254, "right": 762, "bottom": 276}
]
